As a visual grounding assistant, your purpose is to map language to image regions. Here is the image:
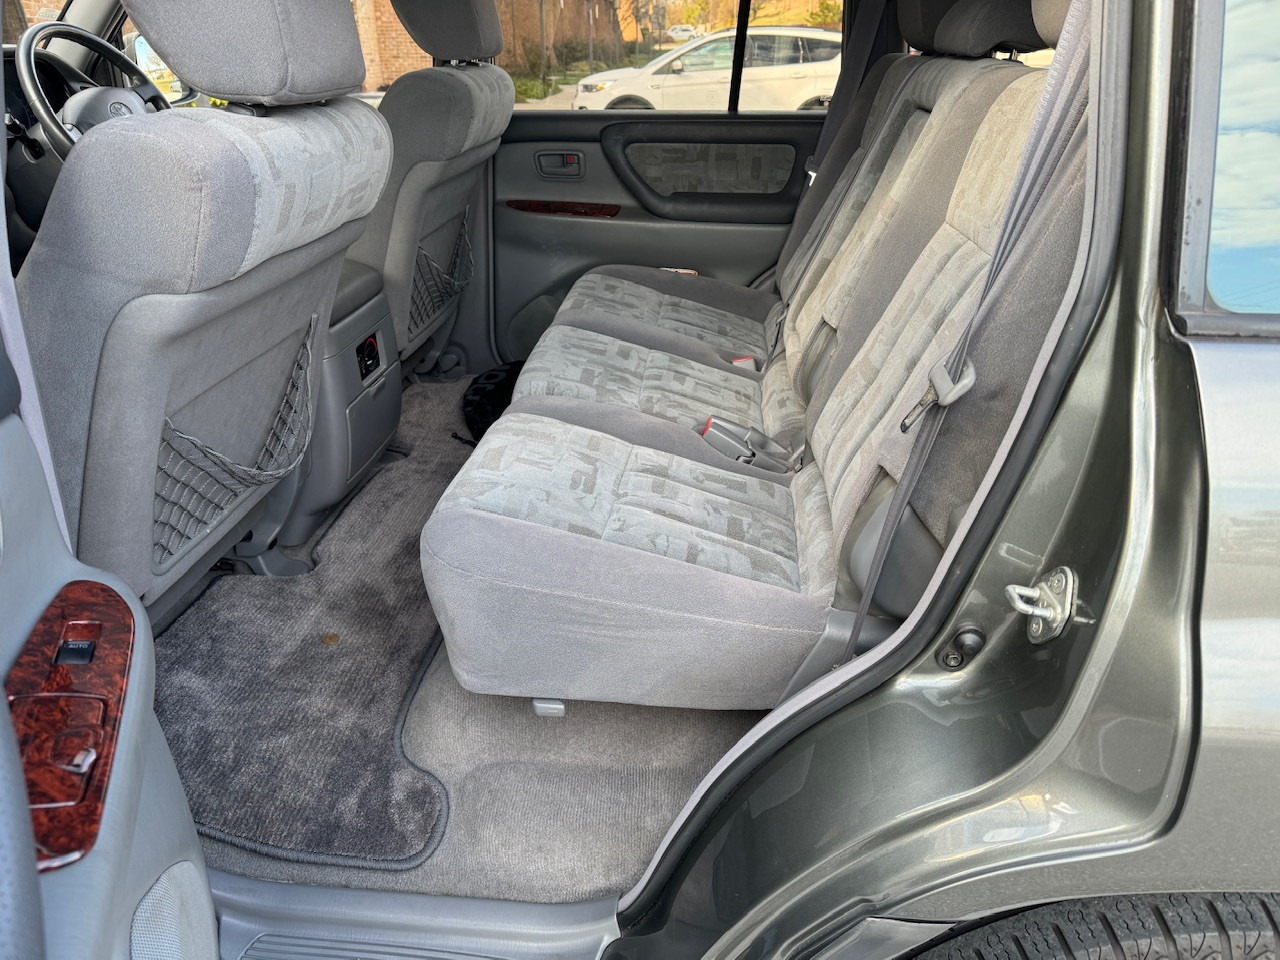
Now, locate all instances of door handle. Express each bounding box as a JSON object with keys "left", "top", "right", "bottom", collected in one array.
[{"left": 535, "top": 151, "right": 585, "bottom": 180}]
